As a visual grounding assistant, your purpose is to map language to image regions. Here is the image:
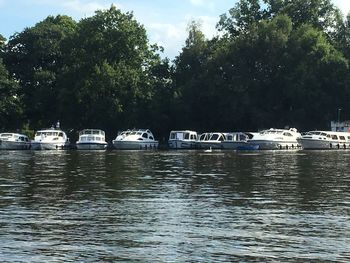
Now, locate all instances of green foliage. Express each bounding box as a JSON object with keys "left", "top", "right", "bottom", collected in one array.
[
  {"left": 4, "top": 15, "right": 77, "bottom": 129},
  {"left": 0, "top": 58, "right": 22, "bottom": 130},
  {"left": 58, "top": 5, "right": 165, "bottom": 136}
]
